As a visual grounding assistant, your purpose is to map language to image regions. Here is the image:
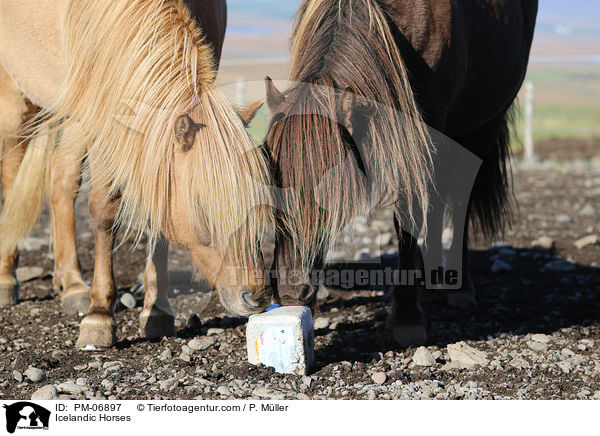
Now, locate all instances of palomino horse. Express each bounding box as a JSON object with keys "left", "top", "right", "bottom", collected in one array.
[
  {"left": 0, "top": 0, "right": 273, "bottom": 348},
  {"left": 264, "top": 0, "right": 538, "bottom": 346}
]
